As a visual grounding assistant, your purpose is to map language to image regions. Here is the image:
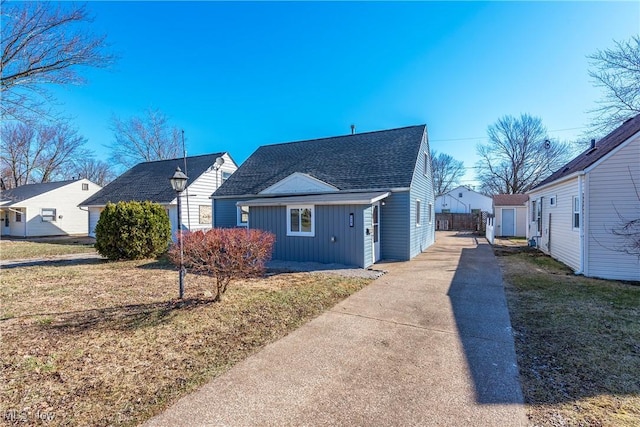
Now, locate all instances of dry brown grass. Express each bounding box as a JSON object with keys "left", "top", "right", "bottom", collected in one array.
[
  {"left": 0, "top": 238, "right": 96, "bottom": 261},
  {"left": 0, "top": 258, "right": 370, "bottom": 426},
  {"left": 497, "top": 248, "right": 640, "bottom": 427}
]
